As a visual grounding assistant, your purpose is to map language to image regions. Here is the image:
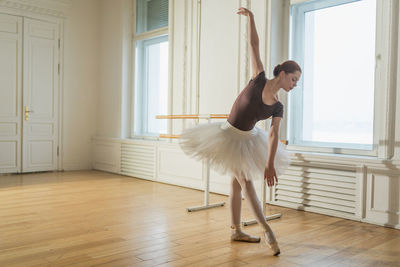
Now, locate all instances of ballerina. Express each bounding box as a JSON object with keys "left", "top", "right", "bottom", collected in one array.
[{"left": 180, "top": 7, "right": 301, "bottom": 256}]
